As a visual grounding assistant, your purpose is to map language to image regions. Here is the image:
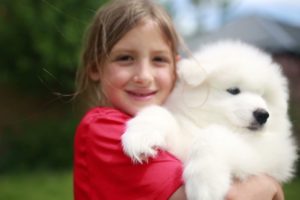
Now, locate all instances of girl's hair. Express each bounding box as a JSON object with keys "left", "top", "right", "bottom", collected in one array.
[{"left": 75, "top": 0, "right": 183, "bottom": 110}]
